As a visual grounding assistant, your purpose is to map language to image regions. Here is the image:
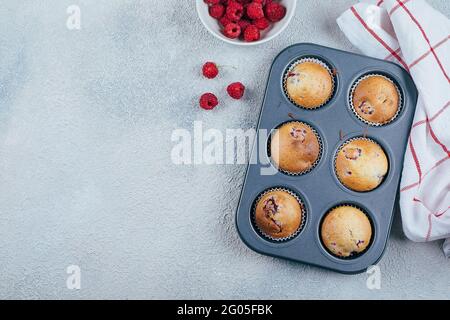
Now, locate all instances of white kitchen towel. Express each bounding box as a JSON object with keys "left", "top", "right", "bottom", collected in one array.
[{"left": 337, "top": 0, "right": 450, "bottom": 253}]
